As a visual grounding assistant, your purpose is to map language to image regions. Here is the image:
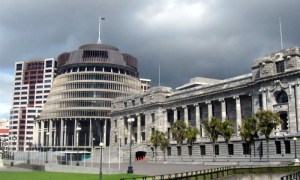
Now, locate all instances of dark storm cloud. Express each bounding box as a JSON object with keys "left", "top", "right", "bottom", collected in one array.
[{"left": 0, "top": 0, "right": 300, "bottom": 118}]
